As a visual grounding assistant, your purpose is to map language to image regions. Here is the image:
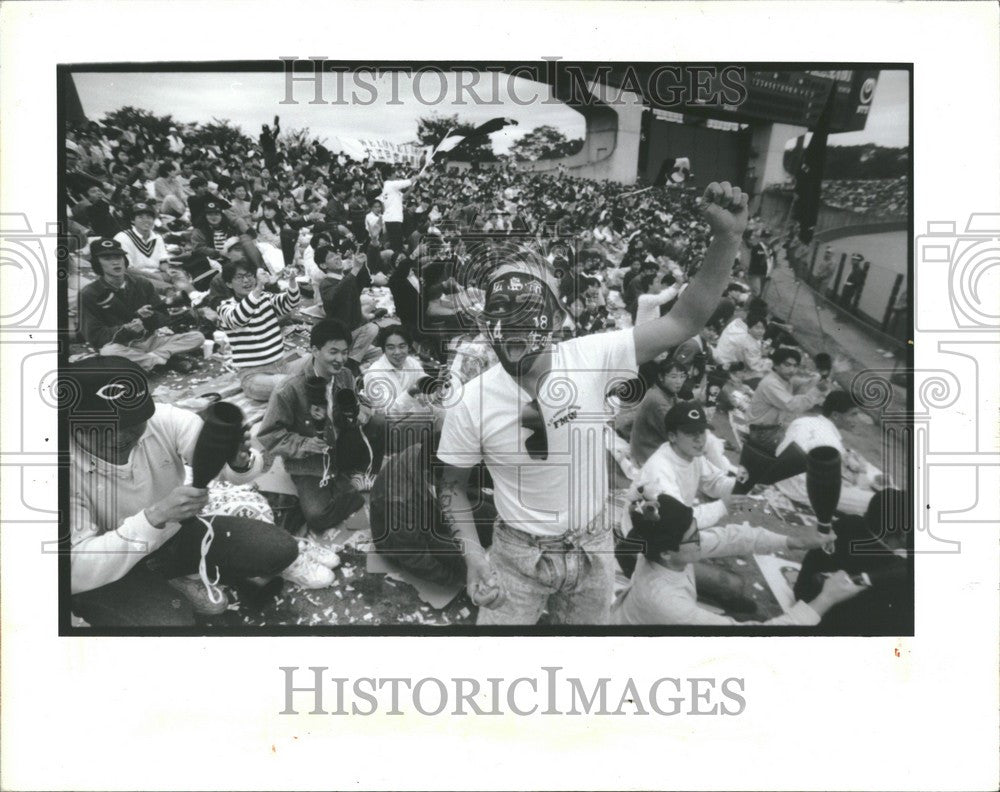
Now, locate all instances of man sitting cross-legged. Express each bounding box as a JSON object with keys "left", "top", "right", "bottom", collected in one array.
[
  {"left": 630, "top": 401, "right": 747, "bottom": 531},
  {"left": 66, "top": 356, "right": 318, "bottom": 626},
  {"left": 745, "top": 346, "right": 827, "bottom": 454},
  {"left": 370, "top": 435, "right": 496, "bottom": 588},
  {"left": 80, "top": 238, "right": 204, "bottom": 373},
  {"left": 259, "top": 319, "right": 383, "bottom": 558}
]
